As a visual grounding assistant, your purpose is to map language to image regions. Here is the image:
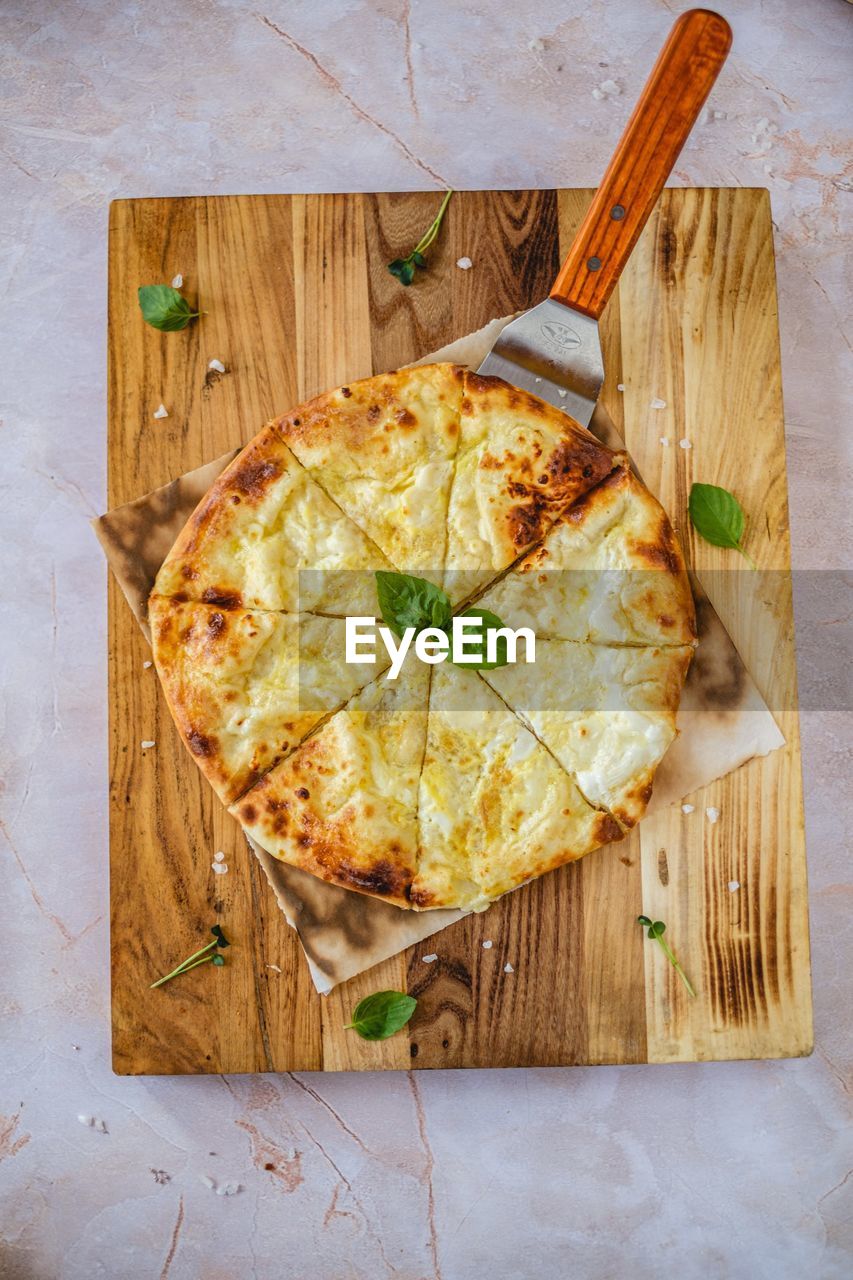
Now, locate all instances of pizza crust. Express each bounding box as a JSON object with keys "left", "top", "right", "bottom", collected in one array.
[
  {"left": 149, "top": 597, "right": 384, "bottom": 804},
  {"left": 483, "top": 641, "right": 695, "bottom": 828},
  {"left": 151, "top": 365, "right": 695, "bottom": 909},
  {"left": 230, "top": 658, "right": 429, "bottom": 907},
  {"left": 152, "top": 424, "right": 393, "bottom": 615},
  {"left": 277, "top": 364, "right": 464, "bottom": 578},
  {"left": 444, "top": 372, "right": 623, "bottom": 603},
  {"left": 475, "top": 465, "right": 696, "bottom": 646}
]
